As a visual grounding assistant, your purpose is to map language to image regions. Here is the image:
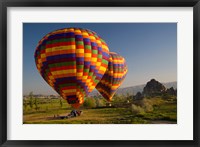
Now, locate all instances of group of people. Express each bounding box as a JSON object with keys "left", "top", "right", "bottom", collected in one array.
[
  {"left": 55, "top": 110, "right": 82, "bottom": 119},
  {"left": 67, "top": 110, "right": 82, "bottom": 118}
]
